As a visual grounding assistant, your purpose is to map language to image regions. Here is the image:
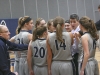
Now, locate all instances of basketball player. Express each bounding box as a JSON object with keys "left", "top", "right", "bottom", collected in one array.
[
  {"left": 10, "top": 16, "right": 33, "bottom": 75},
  {"left": 65, "top": 20, "right": 72, "bottom": 32},
  {"left": 78, "top": 16, "right": 99, "bottom": 75},
  {"left": 27, "top": 26, "right": 48, "bottom": 75},
  {"left": 35, "top": 18, "right": 46, "bottom": 28},
  {"left": 47, "top": 19, "right": 55, "bottom": 33},
  {"left": 47, "top": 16, "right": 74, "bottom": 75}
]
